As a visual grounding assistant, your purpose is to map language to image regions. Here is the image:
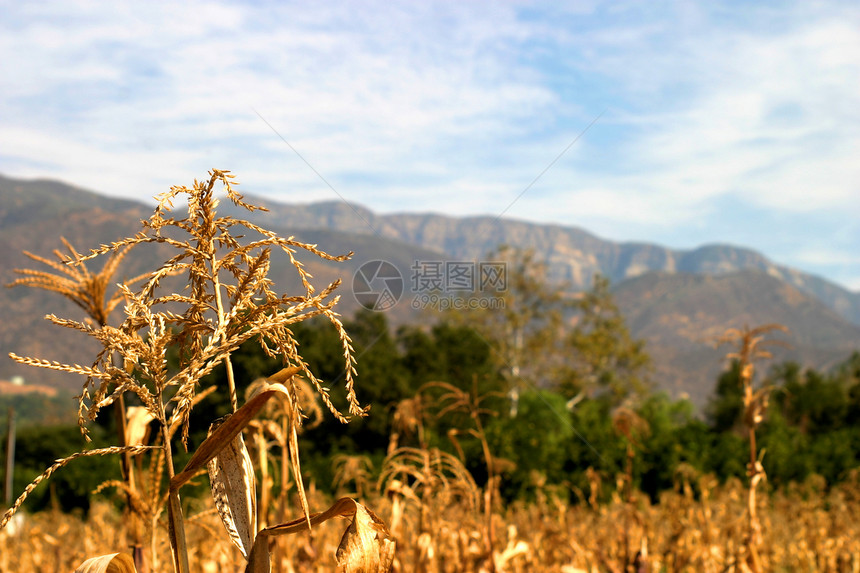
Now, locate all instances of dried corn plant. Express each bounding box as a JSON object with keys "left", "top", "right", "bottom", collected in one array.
[
  {"left": 610, "top": 406, "right": 651, "bottom": 571},
  {"left": 420, "top": 380, "right": 510, "bottom": 569},
  {"left": 377, "top": 446, "right": 482, "bottom": 571},
  {"left": 7, "top": 236, "right": 155, "bottom": 569},
  {"left": 718, "top": 323, "right": 789, "bottom": 573},
  {"left": 333, "top": 454, "right": 375, "bottom": 499},
  {"left": 387, "top": 395, "right": 426, "bottom": 454},
  {"left": 7, "top": 236, "right": 144, "bottom": 328},
  {"left": 2, "top": 169, "right": 393, "bottom": 572}
]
